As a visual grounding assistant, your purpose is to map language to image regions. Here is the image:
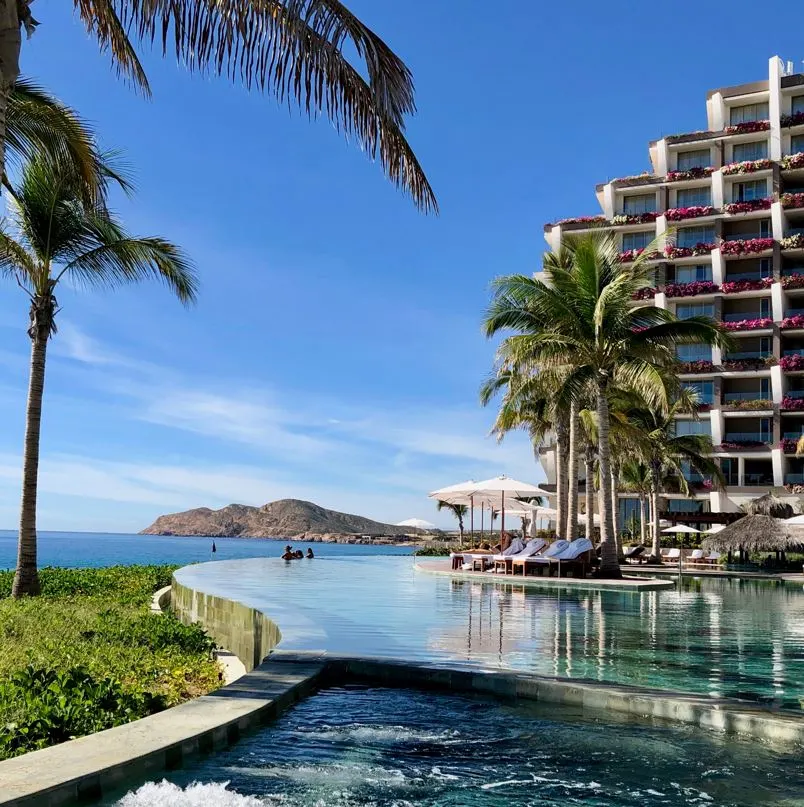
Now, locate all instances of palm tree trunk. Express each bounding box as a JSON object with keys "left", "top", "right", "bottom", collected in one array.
[
  {"left": 610, "top": 462, "right": 623, "bottom": 560},
  {"left": 650, "top": 462, "right": 661, "bottom": 562},
  {"left": 13, "top": 296, "right": 51, "bottom": 597},
  {"left": 639, "top": 495, "right": 647, "bottom": 546},
  {"left": 595, "top": 380, "right": 621, "bottom": 578},
  {"left": 555, "top": 416, "right": 568, "bottom": 540},
  {"left": 584, "top": 451, "right": 595, "bottom": 542},
  {"left": 0, "top": 0, "right": 21, "bottom": 186},
  {"left": 565, "top": 401, "right": 579, "bottom": 542}
]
